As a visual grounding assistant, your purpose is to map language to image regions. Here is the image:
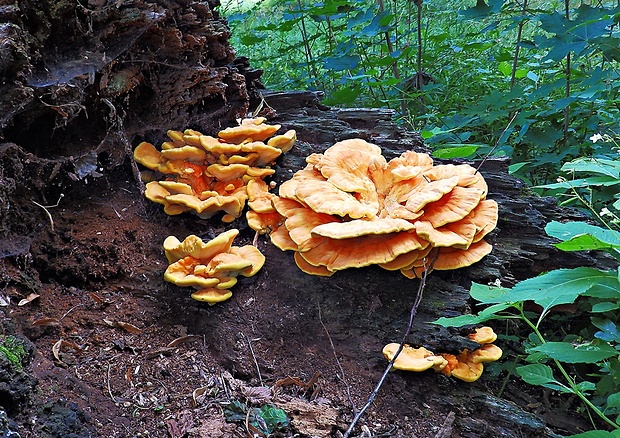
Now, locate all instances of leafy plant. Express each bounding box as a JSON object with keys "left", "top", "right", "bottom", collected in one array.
[
  {"left": 223, "top": 399, "right": 289, "bottom": 436},
  {"left": 434, "top": 217, "right": 620, "bottom": 431}
]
